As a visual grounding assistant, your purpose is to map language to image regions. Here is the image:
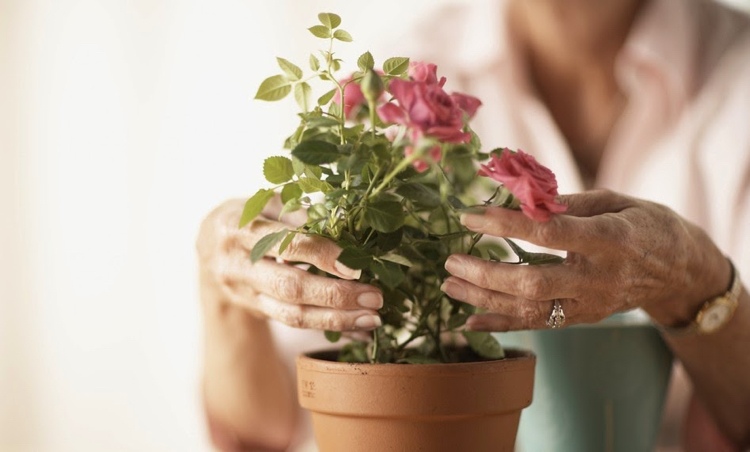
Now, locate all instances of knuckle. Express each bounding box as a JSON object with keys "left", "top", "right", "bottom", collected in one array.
[
  {"left": 278, "top": 306, "right": 305, "bottom": 329},
  {"left": 271, "top": 274, "right": 303, "bottom": 302},
  {"left": 533, "top": 225, "right": 557, "bottom": 246},
  {"left": 518, "top": 273, "right": 548, "bottom": 300},
  {"left": 320, "top": 284, "right": 348, "bottom": 308},
  {"left": 322, "top": 311, "right": 346, "bottom": 331}
]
